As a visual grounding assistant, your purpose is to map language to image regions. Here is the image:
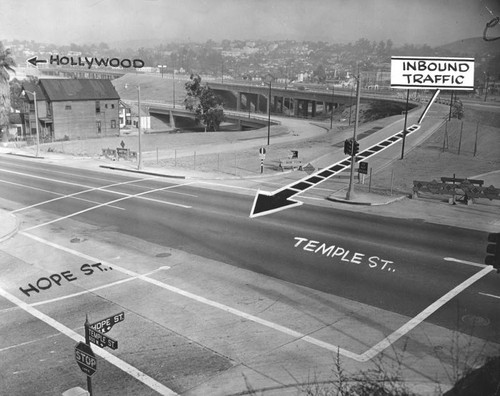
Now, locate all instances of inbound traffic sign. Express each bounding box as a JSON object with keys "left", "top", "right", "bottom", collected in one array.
[{"left": 391, "top": 56, "right": 474, "bottom": 90}]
